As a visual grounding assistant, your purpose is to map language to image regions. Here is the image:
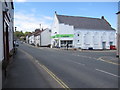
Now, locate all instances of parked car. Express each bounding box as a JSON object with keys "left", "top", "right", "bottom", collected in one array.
[
  {"left": 110, "top": 45, "right": 116, "bottom": 50},
  {"left": 14, "top": 41, "right": 19, "bottom": 47}
]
